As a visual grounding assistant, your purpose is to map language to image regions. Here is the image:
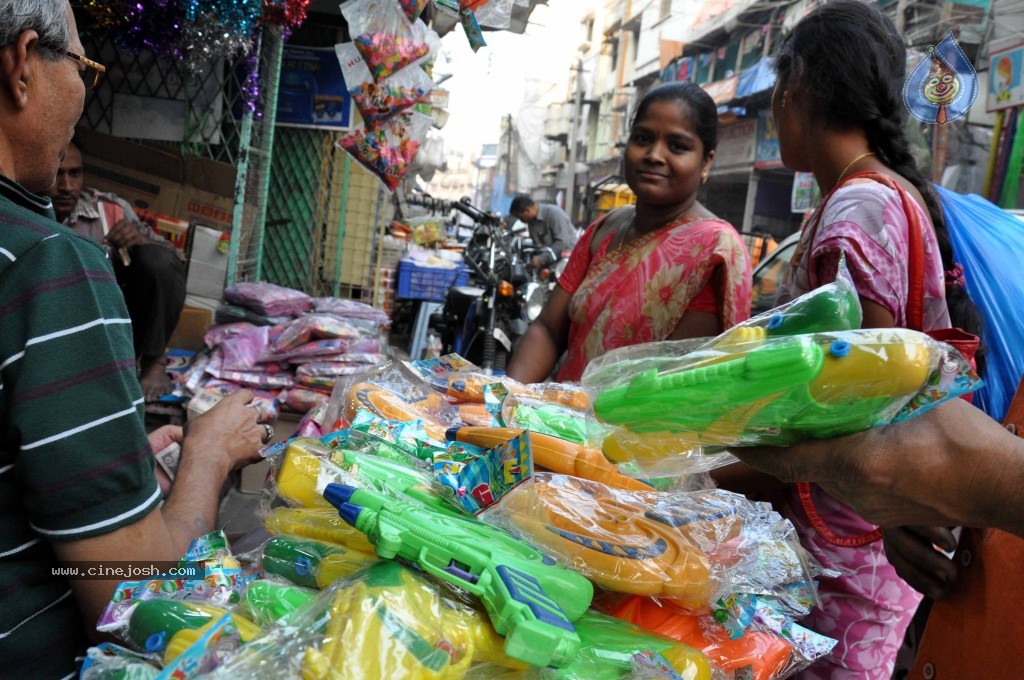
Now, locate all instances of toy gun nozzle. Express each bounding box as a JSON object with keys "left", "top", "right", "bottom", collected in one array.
[
  {"left": 322, "top": 483, "right": 356, "bottom": 507},
  {"left": 445, "top": 426, "right": 463, "bottom": 441}
]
